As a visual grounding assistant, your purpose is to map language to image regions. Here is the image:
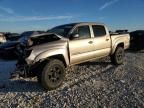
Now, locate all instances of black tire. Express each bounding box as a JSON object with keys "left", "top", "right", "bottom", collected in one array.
[
  {"left": 37, "top": 74, "right": 41, "bottom": 83},
  {"left": 40, "top": 59, "right": 65, "bottom": 90},
  {"left": 111, "top": 47, "right": 124, "bottom": 65}
]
